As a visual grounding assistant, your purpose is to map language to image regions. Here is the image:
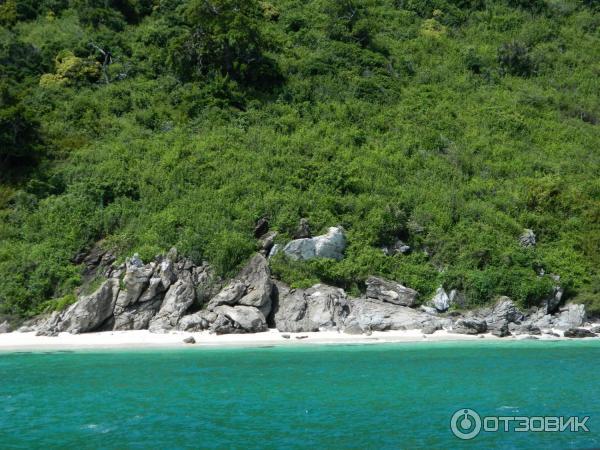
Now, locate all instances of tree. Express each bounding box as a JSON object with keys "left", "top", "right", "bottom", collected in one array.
[
  {"left": 0, "top": 82, "right": 39, "bottom": 170},
  {"left": 170, "top": 0, "right": 280, "bottom": 88}
]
